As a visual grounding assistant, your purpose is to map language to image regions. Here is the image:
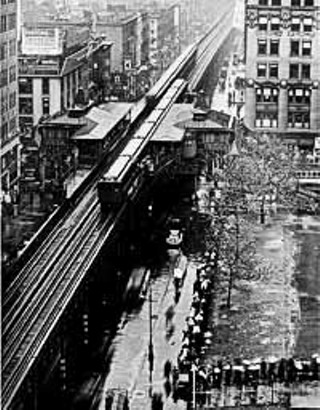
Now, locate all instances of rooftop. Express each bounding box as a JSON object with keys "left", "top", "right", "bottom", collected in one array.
[
  {"left": 72, "top": 102, "right": 132, "bottom": 141},
  {"left": 151, "top": 104, "right": 193, "bottom": 143},
  {"left": 151, "top": 104, "right": 232, "bottom": 143},
  {"left": 96, "top": 11, "right": 138, "bottom": 26}
]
